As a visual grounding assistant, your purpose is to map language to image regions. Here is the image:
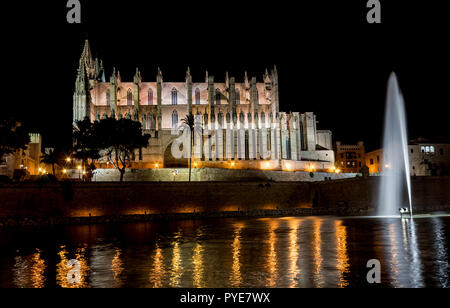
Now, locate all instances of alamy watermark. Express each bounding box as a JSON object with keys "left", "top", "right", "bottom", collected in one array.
[
  {"left": 366, "top": 259, "right": 381, "bottom": 284},
  {"left": 367, "top": 0, "right": 381, "bottom": 23},
  {"left": 66, "top": 0, "right": 81, "bottom": 24}
]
